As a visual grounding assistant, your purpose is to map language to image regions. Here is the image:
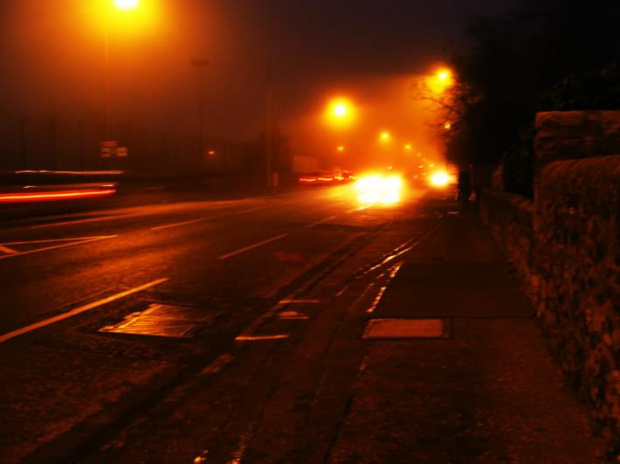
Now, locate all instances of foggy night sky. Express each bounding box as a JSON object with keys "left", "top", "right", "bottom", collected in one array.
[{"left": 0, "top": 0, "right": 519, "bottom": 166}]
